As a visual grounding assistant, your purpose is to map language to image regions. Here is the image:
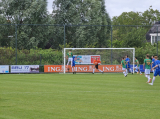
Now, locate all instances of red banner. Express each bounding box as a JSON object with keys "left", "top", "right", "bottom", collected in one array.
[
  {"left": 91, "top": 56, "right": 100, "bottom": 63},
  {"left": 44, "top": 65, "right": 122, "bottom": 73}
]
